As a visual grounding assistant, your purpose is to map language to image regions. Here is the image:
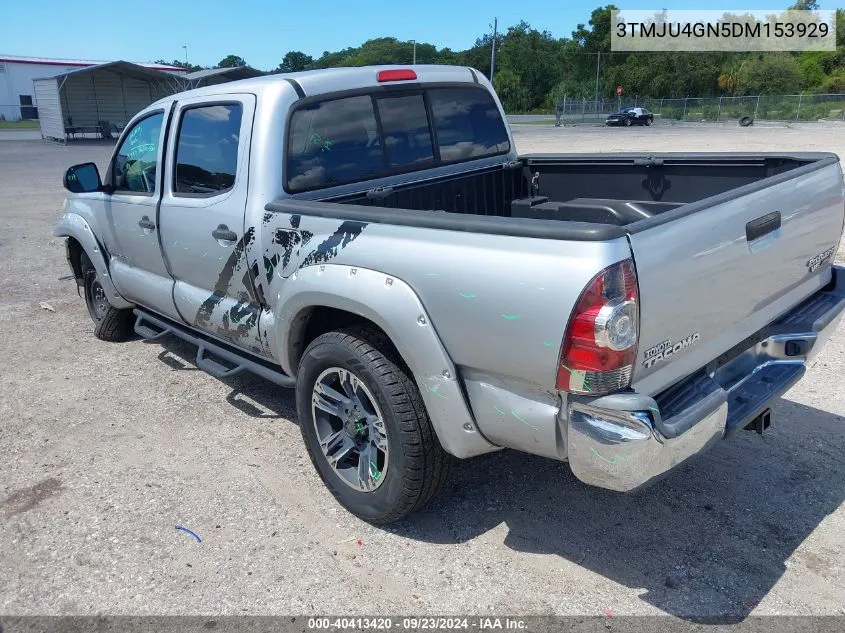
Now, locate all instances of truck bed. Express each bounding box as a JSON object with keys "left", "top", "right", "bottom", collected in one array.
[
  {"left": 269, "top": 150, "right": 844, "bottom": 397},
  {"left": 322, "top": 153, "right": 831, "bottom": 228}
]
